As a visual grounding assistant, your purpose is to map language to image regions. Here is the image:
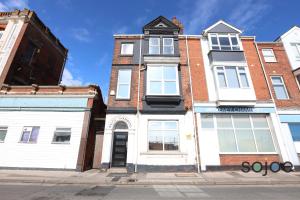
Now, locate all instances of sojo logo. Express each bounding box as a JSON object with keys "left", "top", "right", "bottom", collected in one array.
[{"left": 241, "top": 161, "right": 293, "bottom": 176}]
